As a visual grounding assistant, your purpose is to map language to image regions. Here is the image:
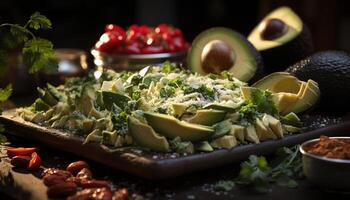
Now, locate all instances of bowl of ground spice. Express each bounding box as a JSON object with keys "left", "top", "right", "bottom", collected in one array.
[{"left": 300, "top": 135, "right": 350, "bottom": 191}]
